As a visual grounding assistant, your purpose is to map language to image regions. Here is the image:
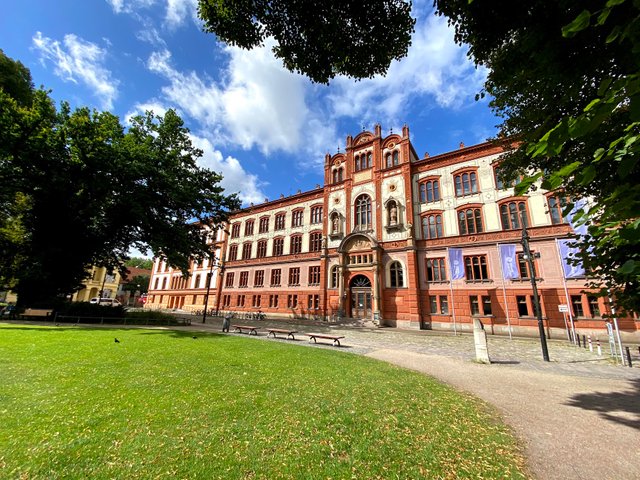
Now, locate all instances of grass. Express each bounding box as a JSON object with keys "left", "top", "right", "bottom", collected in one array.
[{"left": 0, "top": 324, "right": 528, "bottom": 479}]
